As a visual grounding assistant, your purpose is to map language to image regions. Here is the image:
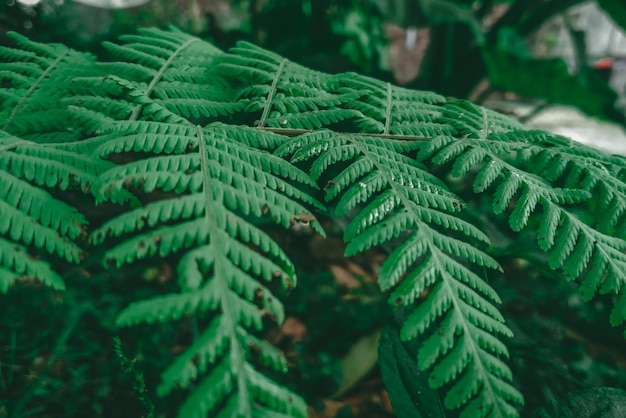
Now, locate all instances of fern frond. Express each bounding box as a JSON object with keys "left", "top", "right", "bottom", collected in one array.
[
  {"left": 442, "top": 99, "right": 524, "bottom": 137},
  {"left": 0, "top": 34, "right": 105, "bottom": 292},
  {"left": 335, "top": 74, "right": 454, "bottom": 136},
  {"left": 0, "top": 131, "right": 88, "bottom": 291},
  {"left": 264, "top": 108, "right": 363, "bottom": 130},
  {"left": 513, "top": 131, "right": 626, "bottom": 236},
  {"left": 0, "top": 32, "right": 96, "bottom": 142},
  {"left": 219, "top": 43, "right": 463, "bottom": 141},
  {"left": 279, "top": 131, "right": 523, "bottom": 417},
  {"left": 1, "top": 138, "right": 110, "bottom": 193},
  {"left": 208, "top": 122, "right": 290, "bottom": 151},
  {"left": 8, "top": 28, "right": 626, "bottom": 417},
  {"left": 95, "top": 121, "right": 320, "bottom": 417},
  {"left": 70, "top": 28, "right": 238, "bottom": 128},
  {"left": 219, "top": 42, "right": 366, "bottom": 131},
  {"left": 0, "top": 238, "right": 65, "bottom": 292},
  {"left": 421, "top": 99, "right": 626, "bottom": 332}
]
